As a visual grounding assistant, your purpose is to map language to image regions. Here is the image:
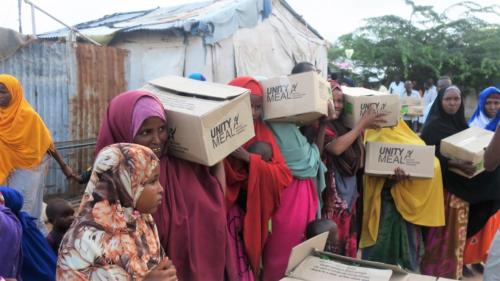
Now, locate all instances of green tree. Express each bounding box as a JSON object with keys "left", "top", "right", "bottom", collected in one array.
[{"left": 329, "top": 1, "right": 500, "bottom": 93}]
